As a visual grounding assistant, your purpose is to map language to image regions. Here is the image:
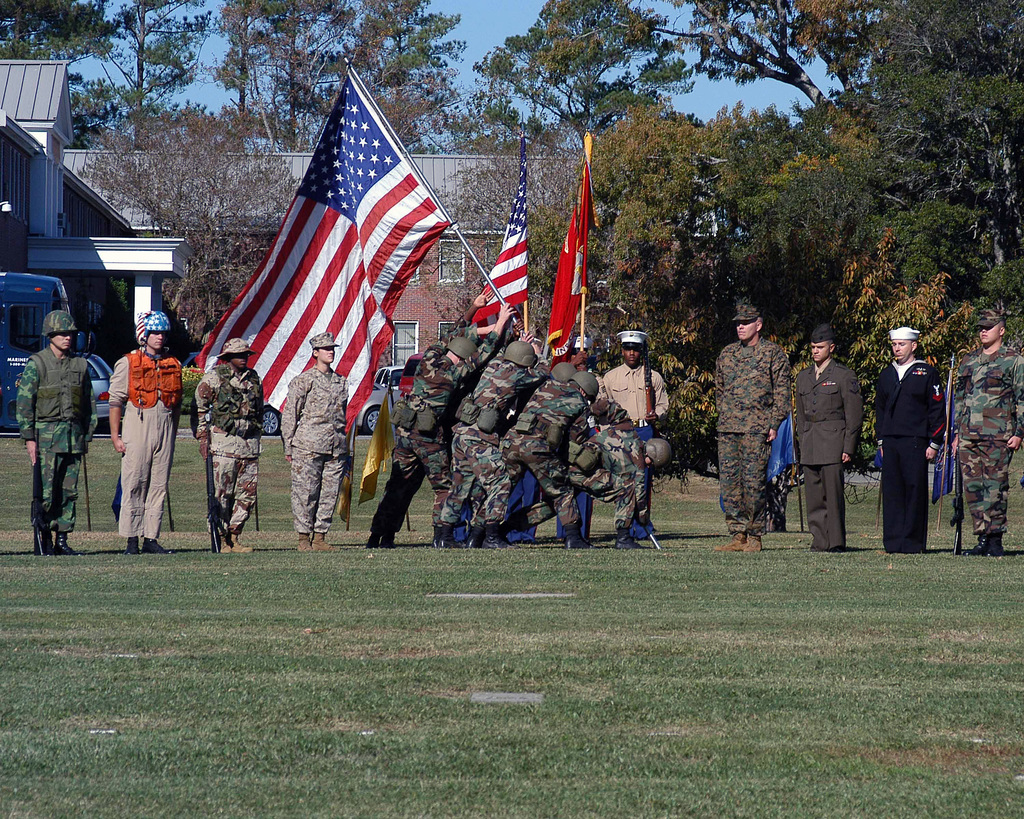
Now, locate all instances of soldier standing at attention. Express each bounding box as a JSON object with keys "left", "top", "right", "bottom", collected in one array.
[
  {"left": 715, "top": 302, "right": 792, "bottom": 553},
  {"left": 953, "top": 309, "right": 1024, "bottom": 557},
  {"left": 17, "top": 310, "right": 97, "bottom": 556},
  {"left": 794, "top": 324, "right": 863, "bottom": 552},
  {"left": 367, "top": 302, "right": 514, "bottom": 549},
  {"left": 875, "top": 327, "right": 946, "bottom": 554},
  {"left": 109, "top": 311, "right": 182, "bottom": 555},
  {"left": 602, "top": 330, "right": 668, "bottom": 426},
  {"left": 281, "top": 332, "right": 348, "bottom": 552},
  {"left": 194, "top": 338, "right": 264, "bottom": 553}
]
